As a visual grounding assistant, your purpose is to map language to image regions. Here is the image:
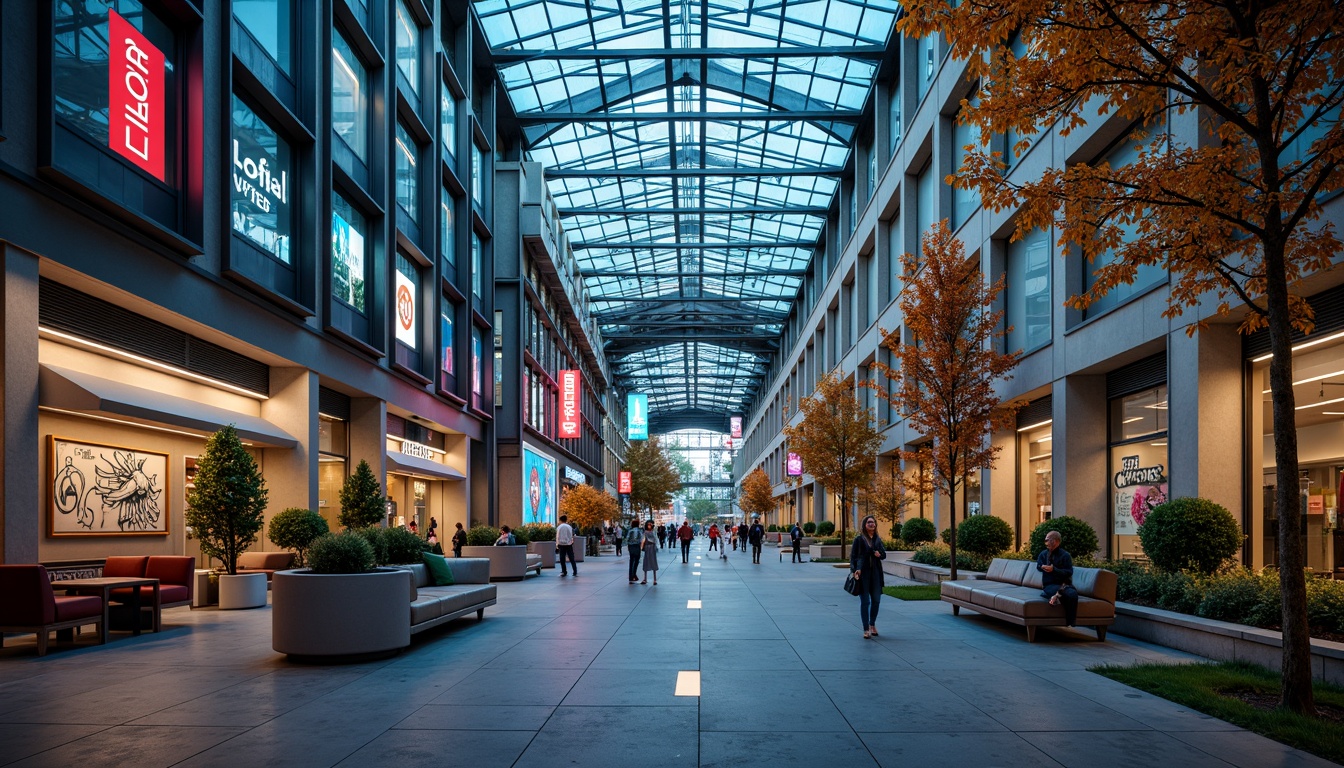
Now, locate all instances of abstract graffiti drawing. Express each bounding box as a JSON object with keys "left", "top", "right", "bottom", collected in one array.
[{"left": 50, "top": 437, "right": 169, "bottom": 536}]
